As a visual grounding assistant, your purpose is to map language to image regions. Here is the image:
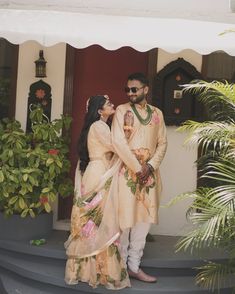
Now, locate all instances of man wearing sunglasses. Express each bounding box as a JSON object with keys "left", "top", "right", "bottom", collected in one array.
[{"left": 111, "top": 72, "right": 167, "bottom": 283}]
